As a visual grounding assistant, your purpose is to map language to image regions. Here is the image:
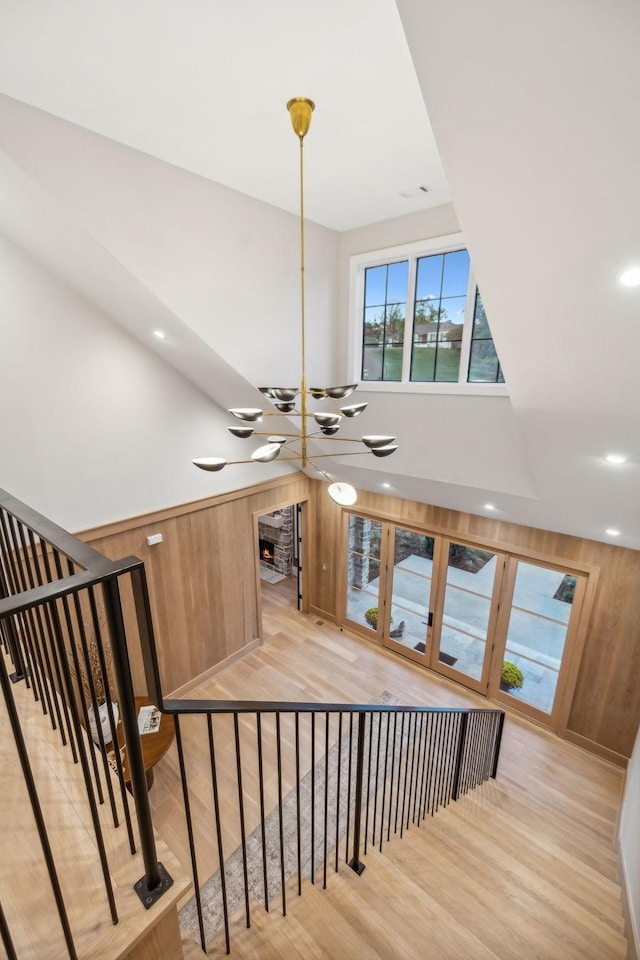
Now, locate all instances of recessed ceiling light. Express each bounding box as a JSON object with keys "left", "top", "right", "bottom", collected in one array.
[
  {"left": 382, "top": 482, "right": 391, "bottom": 489},
  {"left": 153, "top": 330, "right": 167, "bottom": 340},
  {"left": 606, "top": 528, "right": 621, "bottom": 537},
  {"left": 619, "top": 266, "right": 640, "bottom": 287},
  {"left": 605, "top": 454, "right": 626, "bottom": 464},
  {"left": 484, "top": 503, "right": 496, "bottom": 511}
]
